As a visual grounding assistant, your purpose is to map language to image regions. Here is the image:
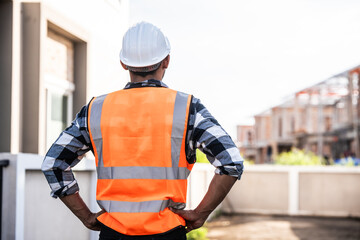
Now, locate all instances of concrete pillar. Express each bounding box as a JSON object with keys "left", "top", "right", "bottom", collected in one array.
[
  {"left": 349, "top": 73, "right": 360, "bottom": 158},
  {"left": 21, "top": 3, "right": 43, "bottom": 153},
  {"left": 73, "top": 42, "right": 88, "bottom": 116},
  {"left": 294, "top": 93, "right": 300, "bottom": 133},
  {"left": 306, "top": 90, "right": 313, "bottom": 134},
  {"left": 347, "top": 75, "right": 354, "bottom": 124},
  {"left": 281, "top": 107, "right": 287, "bottom": 139},
  {"left": 317, "top": 89, "right": 324, "bottom": 157},
  {"left": 271, "top": 108, "right": 277, "bottom": 141},
  {"left": 332, "top": 99, "right": 338, "bottom": 130},
  {"left": 271, "top": 108, "right": 278, "bottom": 157},
  {"left": 10, "top": 0, "right": 22, "bottom": 153},
  {"left": 0, "top": 2, "right": 13, "bottom": 152}
]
